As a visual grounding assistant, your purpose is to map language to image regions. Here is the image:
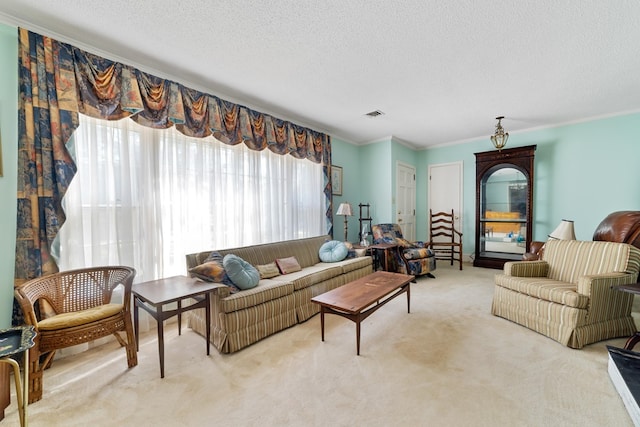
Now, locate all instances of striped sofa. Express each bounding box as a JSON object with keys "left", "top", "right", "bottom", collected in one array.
[
  {"left": 185, "top": 235, "right": 373, "bottom": 353},
  {"left": 491, "top": 239, "right": 640, "bottom": 348}
]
